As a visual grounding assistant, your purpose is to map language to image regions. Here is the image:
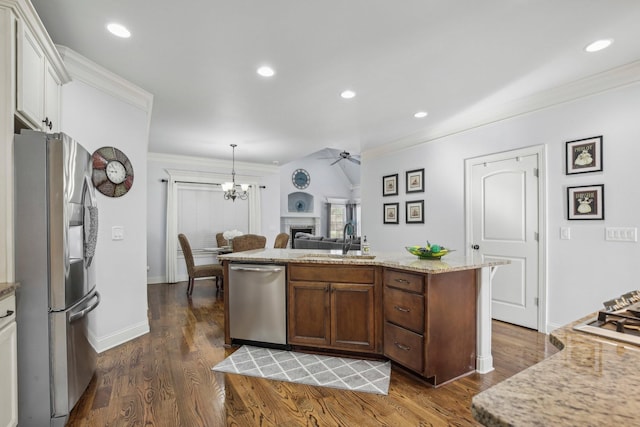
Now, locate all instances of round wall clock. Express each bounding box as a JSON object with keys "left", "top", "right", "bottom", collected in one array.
[
  {"left": 292, "top": 168, "right": 310, "bottom": 189},
  {"left": 92, "top": 146, "right": 134, "bottom": 197}
]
